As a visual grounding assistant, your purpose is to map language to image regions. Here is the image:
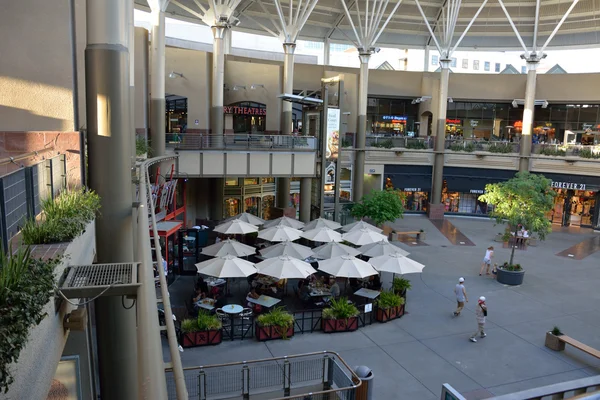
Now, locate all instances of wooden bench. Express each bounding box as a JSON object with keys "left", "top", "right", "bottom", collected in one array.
[
  {"left": 395, "top": 231, "right": 422, "bottom": 240},
  {"left": 559, "top": 335, "right": 600, "bottom": 359}
]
